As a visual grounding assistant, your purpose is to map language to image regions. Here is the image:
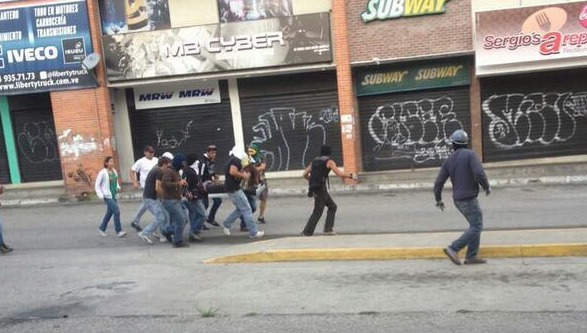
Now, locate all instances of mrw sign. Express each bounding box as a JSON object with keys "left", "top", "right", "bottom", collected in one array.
[{"left": 361, "top": 0, "right": 451, "bottom": 22}]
